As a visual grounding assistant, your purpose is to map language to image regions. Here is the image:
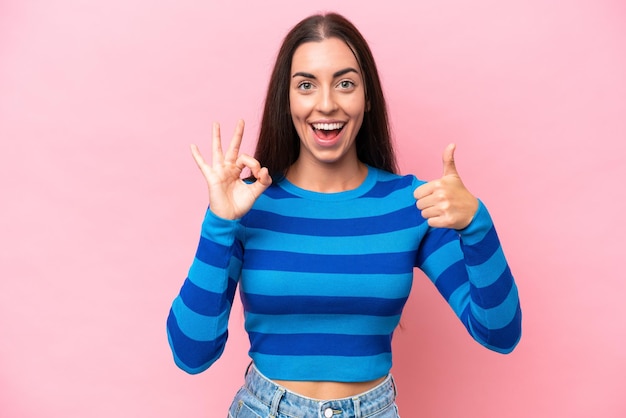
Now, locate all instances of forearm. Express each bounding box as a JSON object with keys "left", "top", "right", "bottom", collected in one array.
[
  {"left": 166, "top": 209, "right": 242, "bottom": 373},
  {"left": 457, "top": 201, "right": 521, "bottom": 352},
  {"left": 418, "top": 201, "right": 522, "bottom": 353}
]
